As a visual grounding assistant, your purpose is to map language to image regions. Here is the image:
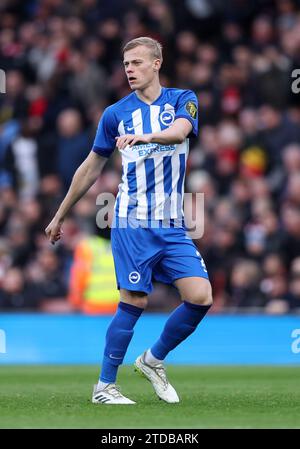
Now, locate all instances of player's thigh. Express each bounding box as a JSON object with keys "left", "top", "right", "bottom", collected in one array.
[
  {"left": 120, "top": 289, "right": 148, "bottom": 309},
  {"left": 174, "top": 277, "right": 213, "bottom": 306},
  {"left": 111, "top": 226, "right": 159, "bottom": 296}
]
